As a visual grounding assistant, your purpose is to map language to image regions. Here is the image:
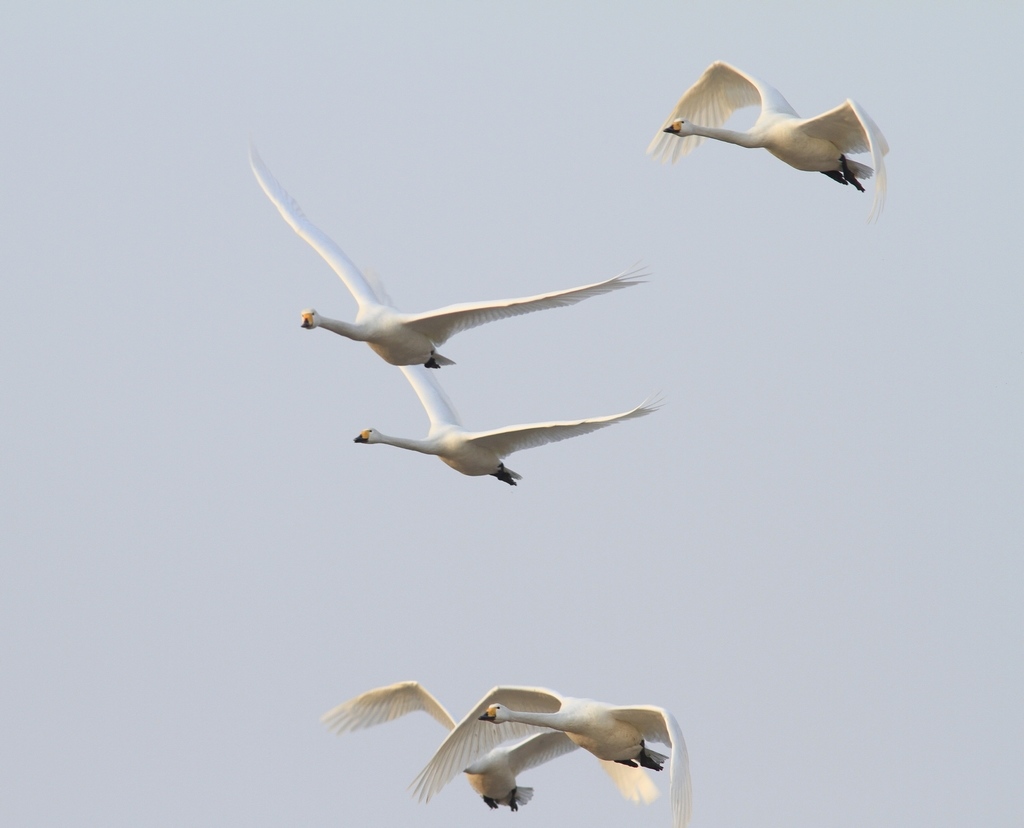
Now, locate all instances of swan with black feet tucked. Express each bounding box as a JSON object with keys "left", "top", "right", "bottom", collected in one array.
[
  {"left": 411, "top": 686, "right": 689, "bottom": 828},
  {"left": 321, "top": 681, "right": 659, "bottom": 810},
  {"left": 648, "top": 61, "right": 889, "bottom": 221},
  {"left": 353, "top": 365, "right": 658, "bottom": 485},
  {"left": 250, "top": 145, "right": 644, "bottom": 366}
]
